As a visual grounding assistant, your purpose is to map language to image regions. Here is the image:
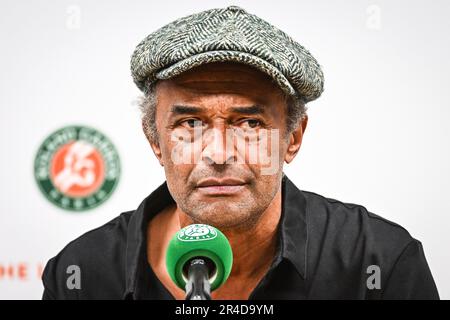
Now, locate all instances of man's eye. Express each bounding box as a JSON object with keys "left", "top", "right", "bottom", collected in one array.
[
  {"left": 181, "top": 119, "right": 205, "bottom": 128},
  {"left": 240, "top": 119, "right": 263, "bottom": 129}
]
